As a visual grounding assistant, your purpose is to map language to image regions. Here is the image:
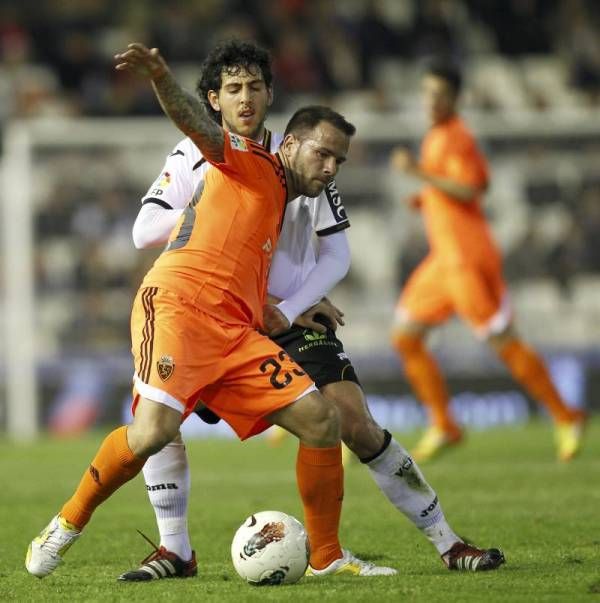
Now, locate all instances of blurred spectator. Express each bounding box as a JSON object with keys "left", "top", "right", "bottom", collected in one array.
[
  {"left": 578, "top": 185, "right": 600, "bottom": 272},
  {"left": 355, "top": 0, "right": 407, "bottom": 86},
  {"left": 273, "top": 26, "right": 328, "bottom": 94},
  {"left": 560, "top": 0, "right": 600, "bottom": 99},
  {"left": 504, "top": 223, "right": 549, "bottom": 283},
  {"left": 0, "top": 0, "right": 598, "bottom": 117},
  {"left": 546, "top": 221, "right": 585, "bottom": 296},
  {"left": 411, "top": 0, "right": 467, "bottom": 61},
  {"left": 468, "top": 0, "right": 556, "bottom": 56}
]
